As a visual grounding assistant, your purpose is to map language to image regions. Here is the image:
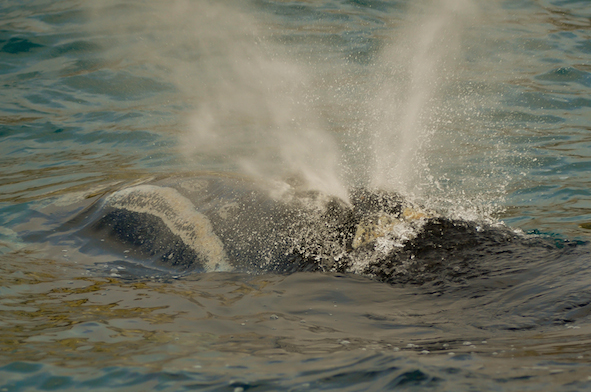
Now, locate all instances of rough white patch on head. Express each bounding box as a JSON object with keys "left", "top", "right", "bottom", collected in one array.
[
  {"left": 217, "top": 202, "right": 239, "bottom": 220},
  {"left": 352, "top": 206, "right": 432, "bottom": 250},
  {"left": 349, "top": 210, "right": 429, "bottom": 274},
  {"left": 352, "top": 214, "right": 402, "bottom": 250},
  {"left": 104, "top": 185, "right": 230, "bottom": 272}
]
